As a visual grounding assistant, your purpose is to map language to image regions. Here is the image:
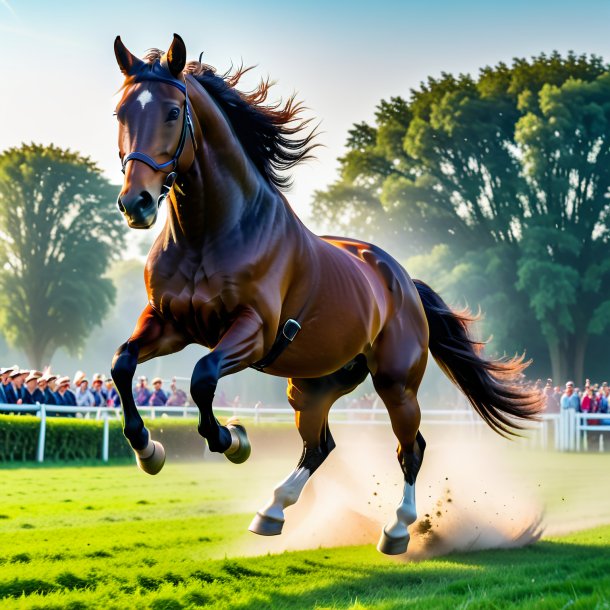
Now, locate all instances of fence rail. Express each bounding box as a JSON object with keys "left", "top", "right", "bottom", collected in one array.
[{"left": 0, "top": 402, "right": 607, "bottom": 463}]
